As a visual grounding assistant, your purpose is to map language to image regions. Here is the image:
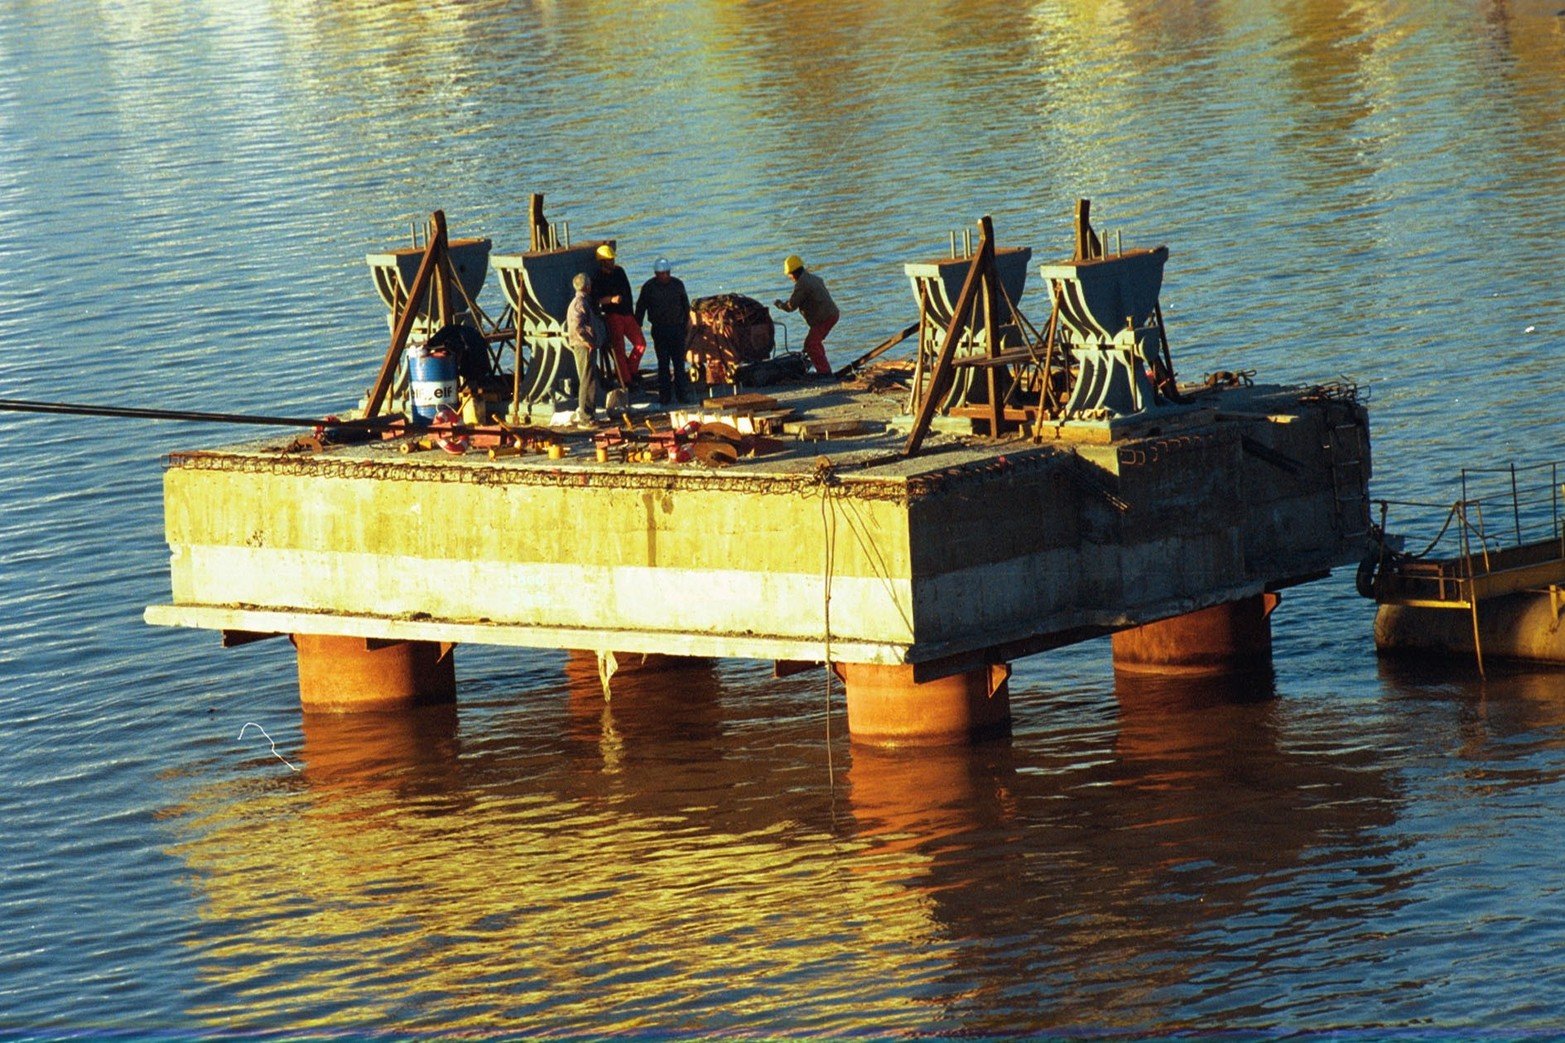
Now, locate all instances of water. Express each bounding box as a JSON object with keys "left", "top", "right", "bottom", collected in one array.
[{"left": 2, "top": 0, "right": 1565, "bottom": 1035}]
